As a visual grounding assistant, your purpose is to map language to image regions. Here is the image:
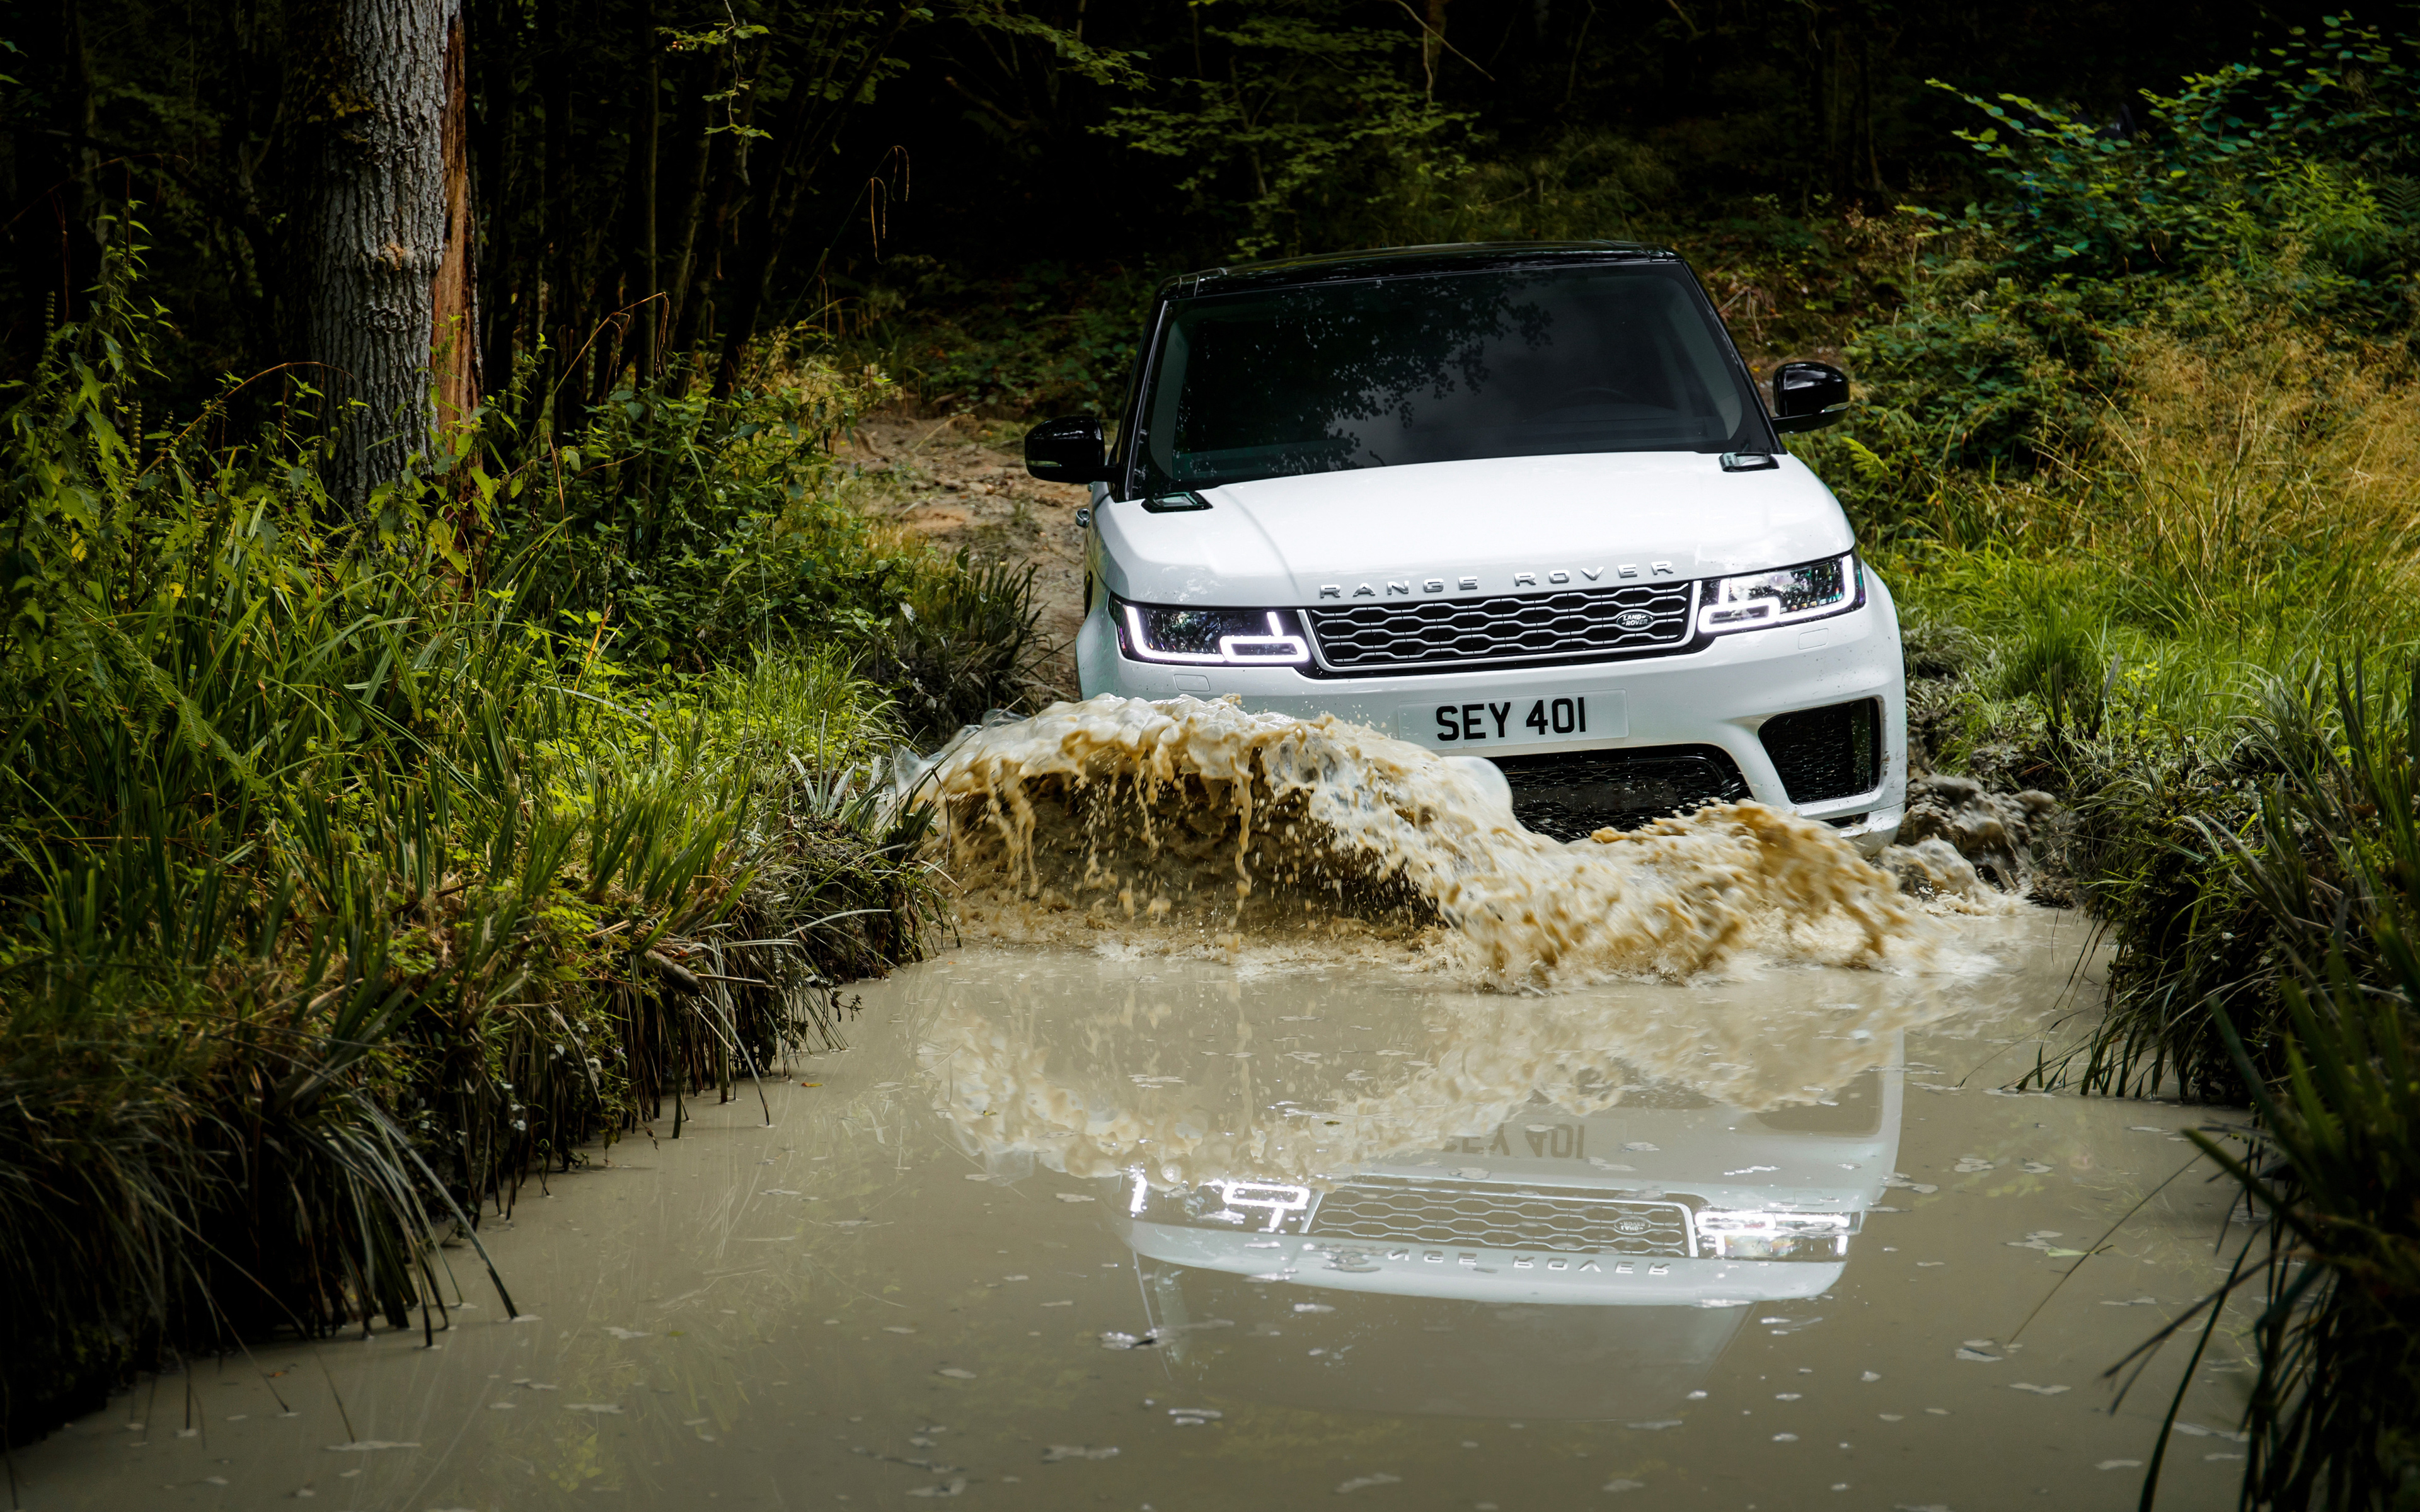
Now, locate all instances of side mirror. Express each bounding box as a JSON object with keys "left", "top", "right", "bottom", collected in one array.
[
  {"left": 1025, "top": 415, "right": 1113, "bottom": 484},
  {"left": 1771, "top": 362, "right": 1849, "bottom": 433}
]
